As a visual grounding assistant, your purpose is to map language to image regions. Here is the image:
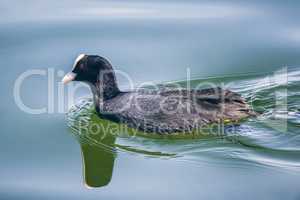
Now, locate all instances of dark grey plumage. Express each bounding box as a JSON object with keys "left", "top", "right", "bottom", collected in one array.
[
  {"left": 98, "top": 87, "right": 255, "bottom": 134},
  {"left": 63, "top": 54, "right": 256, "bottom": 135}
]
